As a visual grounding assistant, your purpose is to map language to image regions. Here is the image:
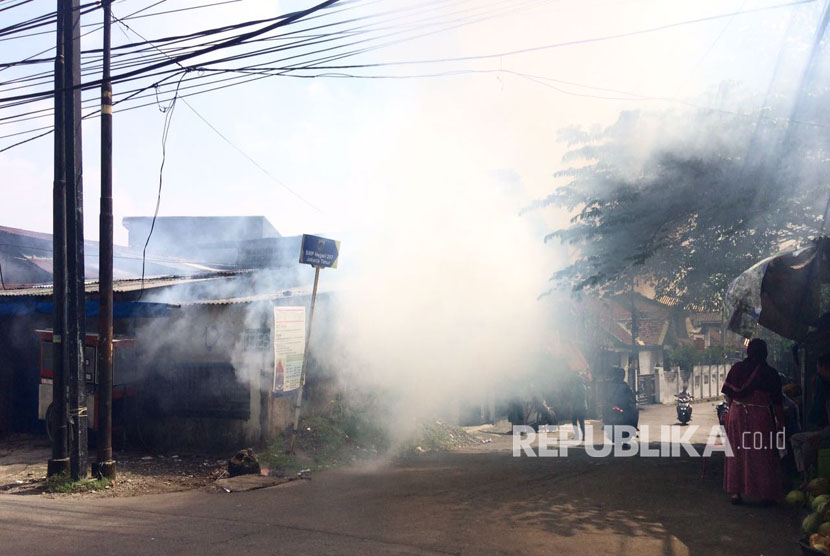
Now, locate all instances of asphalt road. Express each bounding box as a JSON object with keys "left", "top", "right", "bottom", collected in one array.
[{"left": 0, "top": 404, "right": 801, "bottom": 555}]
